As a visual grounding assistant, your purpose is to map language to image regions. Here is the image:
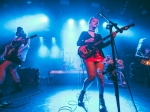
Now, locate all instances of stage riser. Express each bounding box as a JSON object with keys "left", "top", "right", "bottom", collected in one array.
[
  {"left": 47, "top": 70, "right": 115, "bottom": 85},
  {"left": 48, "top": 71, "right": 87, "bottom": 85}
]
